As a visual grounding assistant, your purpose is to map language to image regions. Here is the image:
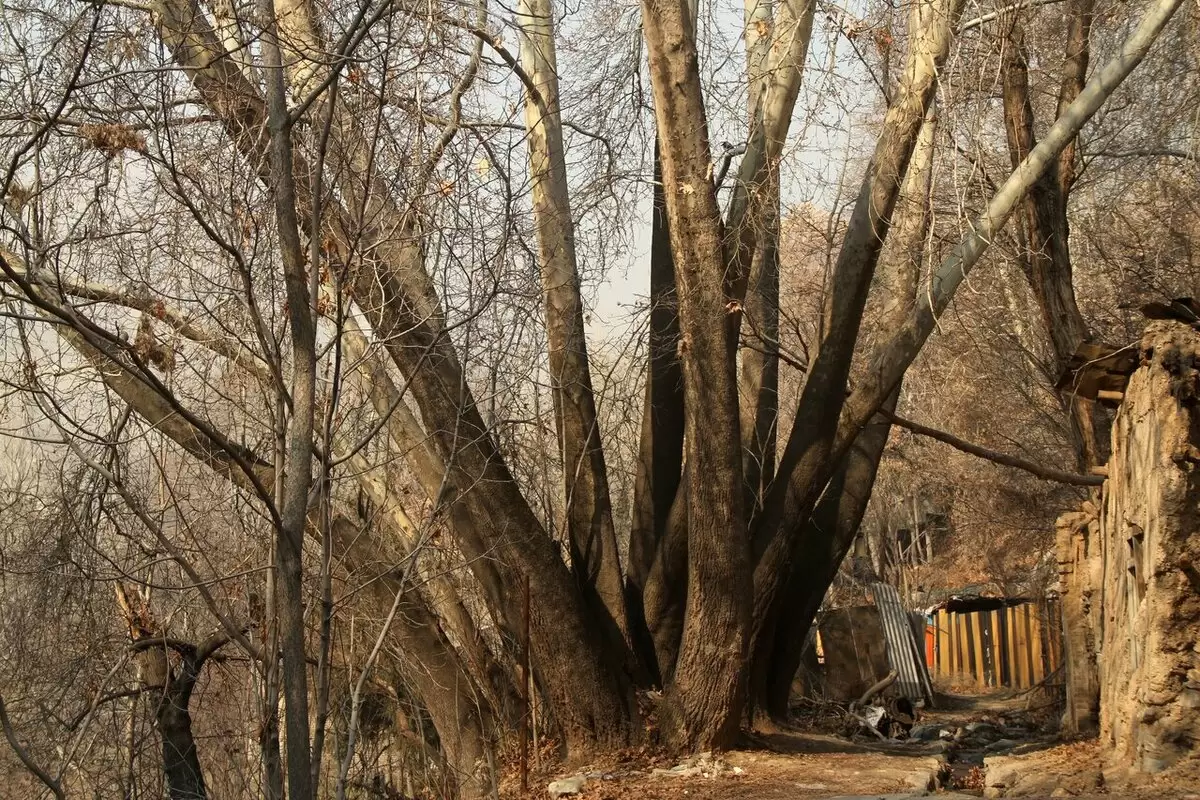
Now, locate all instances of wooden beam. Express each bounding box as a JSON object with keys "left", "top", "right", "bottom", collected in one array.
[
  {"left": 956, "top": 613, "right": 969, "bottom": 680},
  {"left": 1005, "top": 606, "right": 1020, "bottom": 688}
]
